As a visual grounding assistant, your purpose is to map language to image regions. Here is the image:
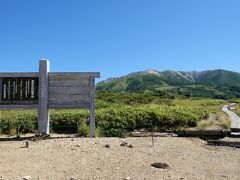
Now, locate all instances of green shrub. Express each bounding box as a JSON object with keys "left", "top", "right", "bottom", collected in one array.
[
  {"left": 96, "top": 92, "right": 172, "bottom": 106},
  {"left": 78, "top": 123, "right": 90, "bottom": 137},
  {"left": 50, "top": 110, "right": 89, "bottom": 133},
  {"left": 0, "top": 102, "right": 208, "bottom": 137},
  {"left": 0, "top": 111, "right": 37, "bottom": 135},
  {"left": 95, "top": 105, "right": 208, "bottom": 136}
]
